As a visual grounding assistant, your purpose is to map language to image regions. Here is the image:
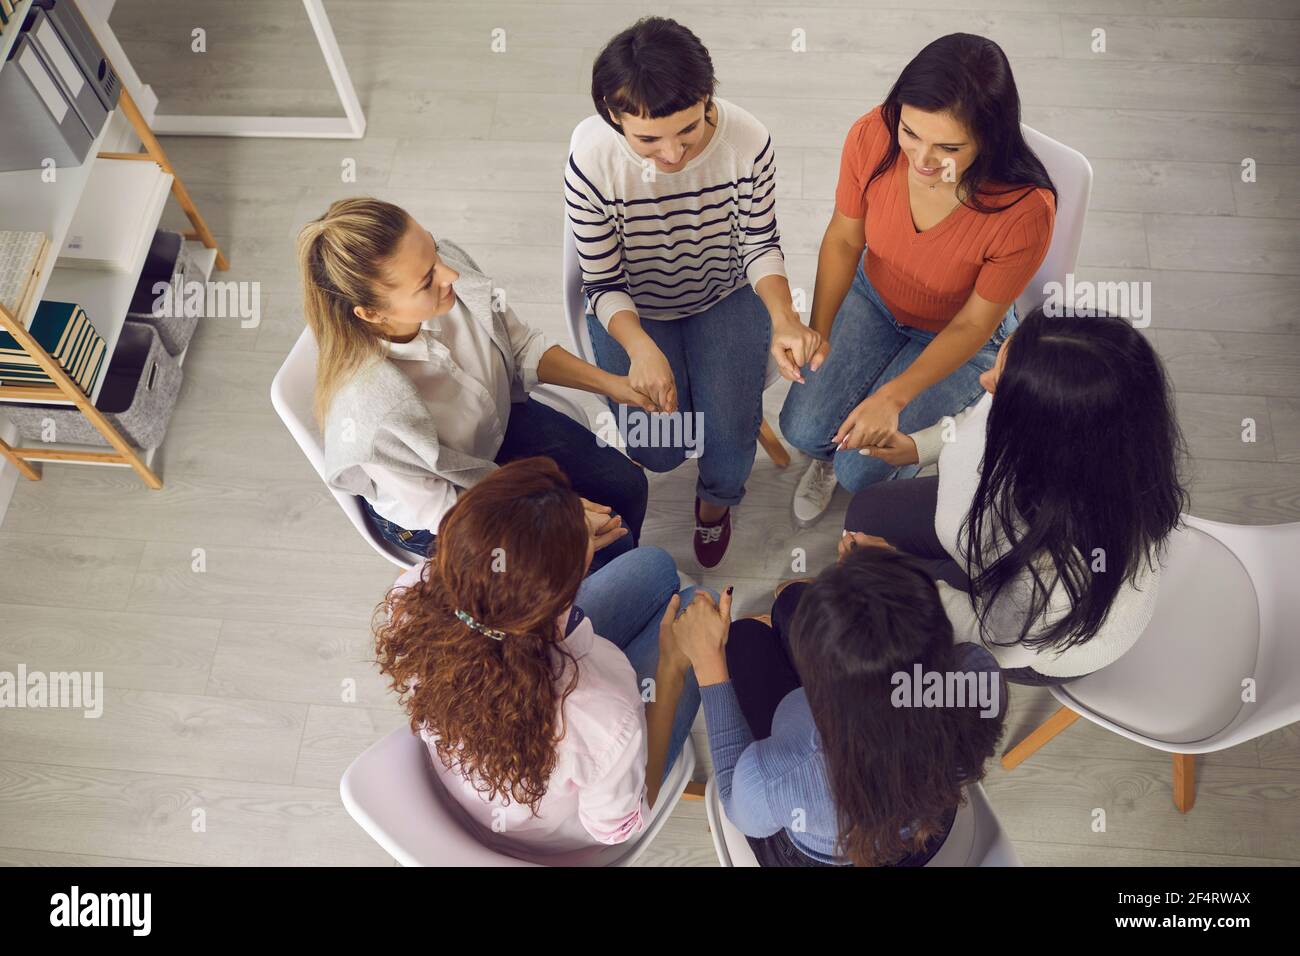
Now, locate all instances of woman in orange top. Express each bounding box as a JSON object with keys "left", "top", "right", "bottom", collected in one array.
[{"left": 780, "top": 33, "right": 1056, "bottom": 526}]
